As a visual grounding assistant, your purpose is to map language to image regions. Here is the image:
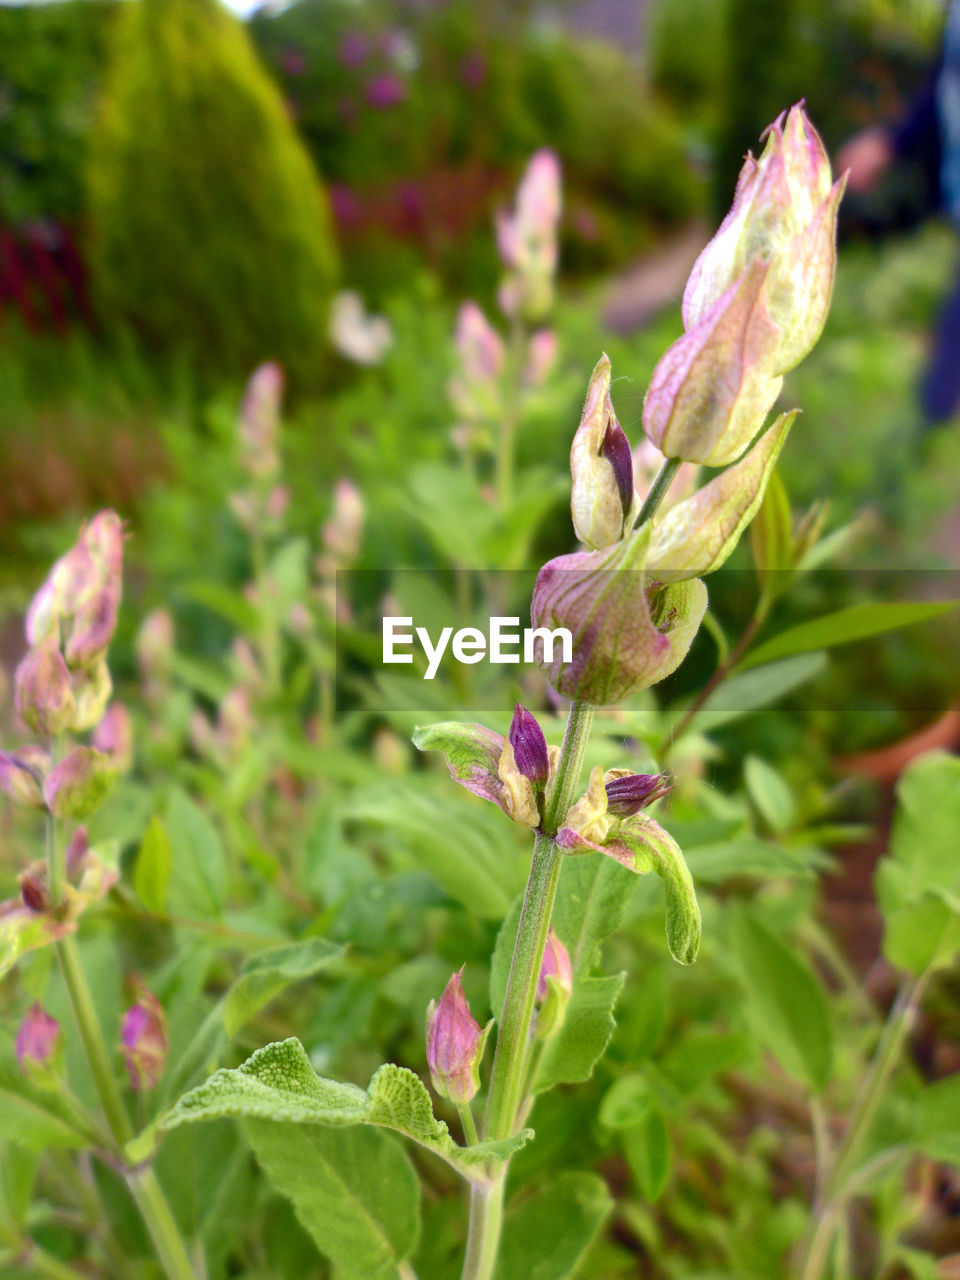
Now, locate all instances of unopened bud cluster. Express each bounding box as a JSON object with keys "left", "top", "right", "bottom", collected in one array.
[
  {"left": 449, "top": 150, "right": 559, "bottom": 460},
  {"left": 3, "top": 512, "right": 126, "bottom": 822}
]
